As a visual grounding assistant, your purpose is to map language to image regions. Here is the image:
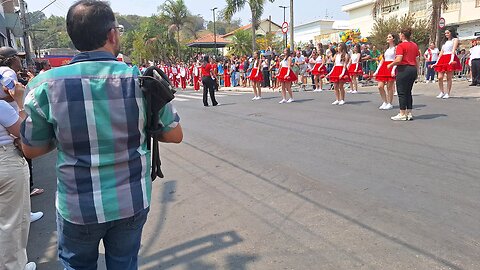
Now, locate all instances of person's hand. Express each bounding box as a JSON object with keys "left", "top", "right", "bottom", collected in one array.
[
  {"left": 27, "top": 72, "right": 35, "bottom": 81},
  {"left": 373, "top": 72, "right": 378, "bottom": 77},
  {"left": 387, "top": 63, "right": 393, "bottom": 69},
  {"left": 12, "top": 83, "right": 25, "bottom": 107}
]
